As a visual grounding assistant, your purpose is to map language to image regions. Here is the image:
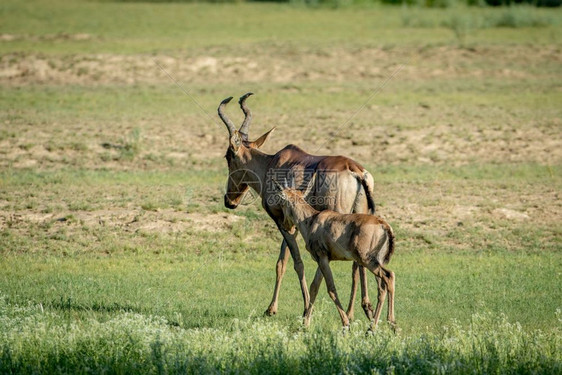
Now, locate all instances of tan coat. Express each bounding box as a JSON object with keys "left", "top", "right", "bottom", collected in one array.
[{"left": 277, "top": 185, "right": 396, "bottom": 331}]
